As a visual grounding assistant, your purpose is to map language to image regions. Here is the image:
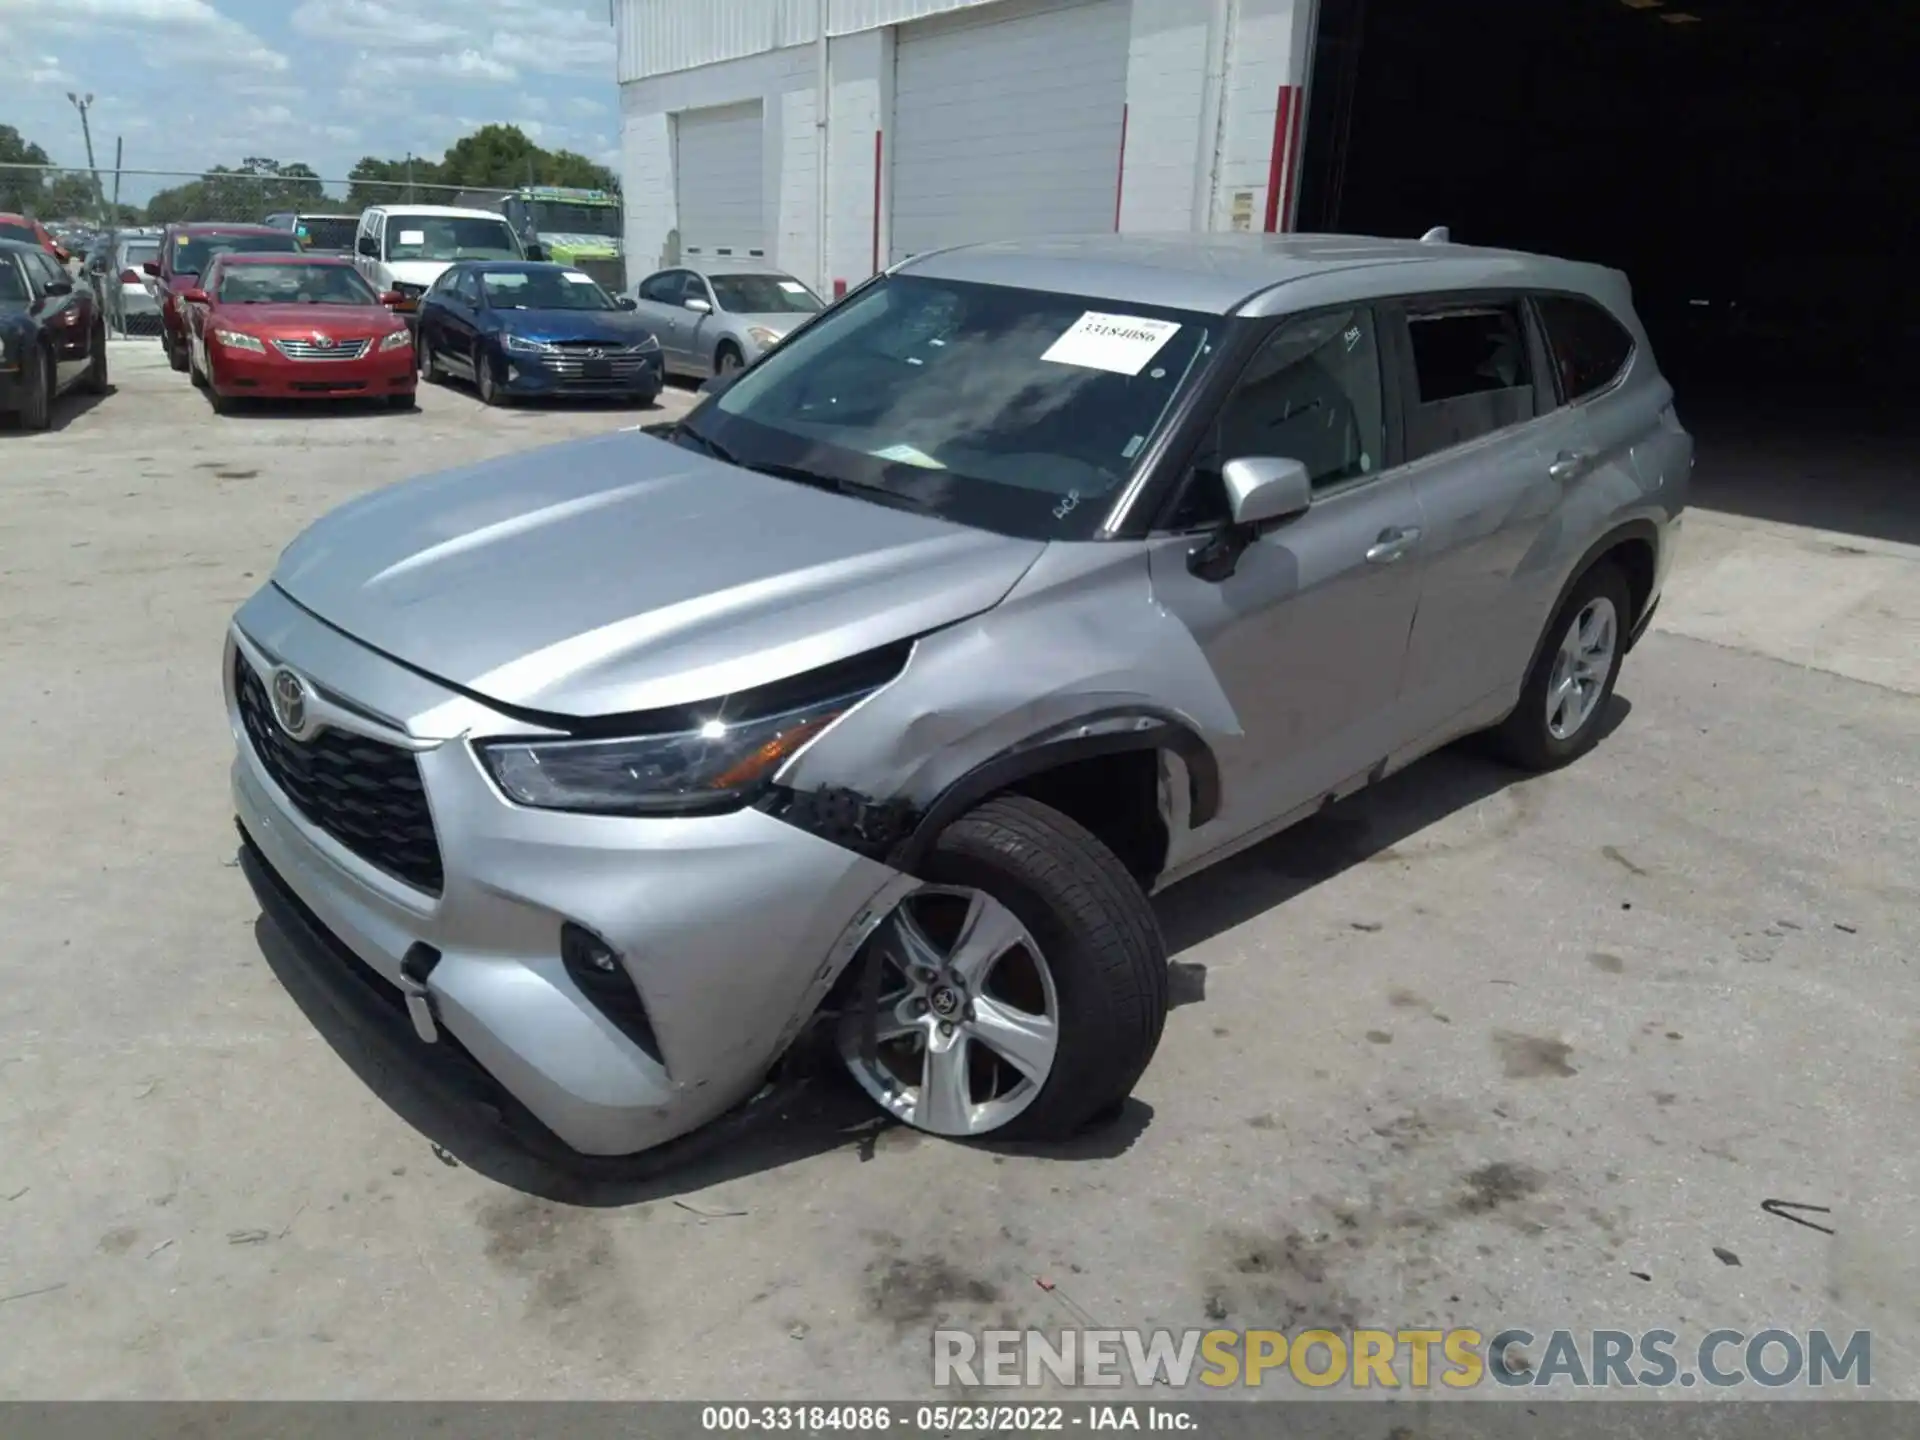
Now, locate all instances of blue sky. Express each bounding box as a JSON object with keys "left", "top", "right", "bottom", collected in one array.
[{"left": 0, "top": 0, "right": 619, "bottom": 204}]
